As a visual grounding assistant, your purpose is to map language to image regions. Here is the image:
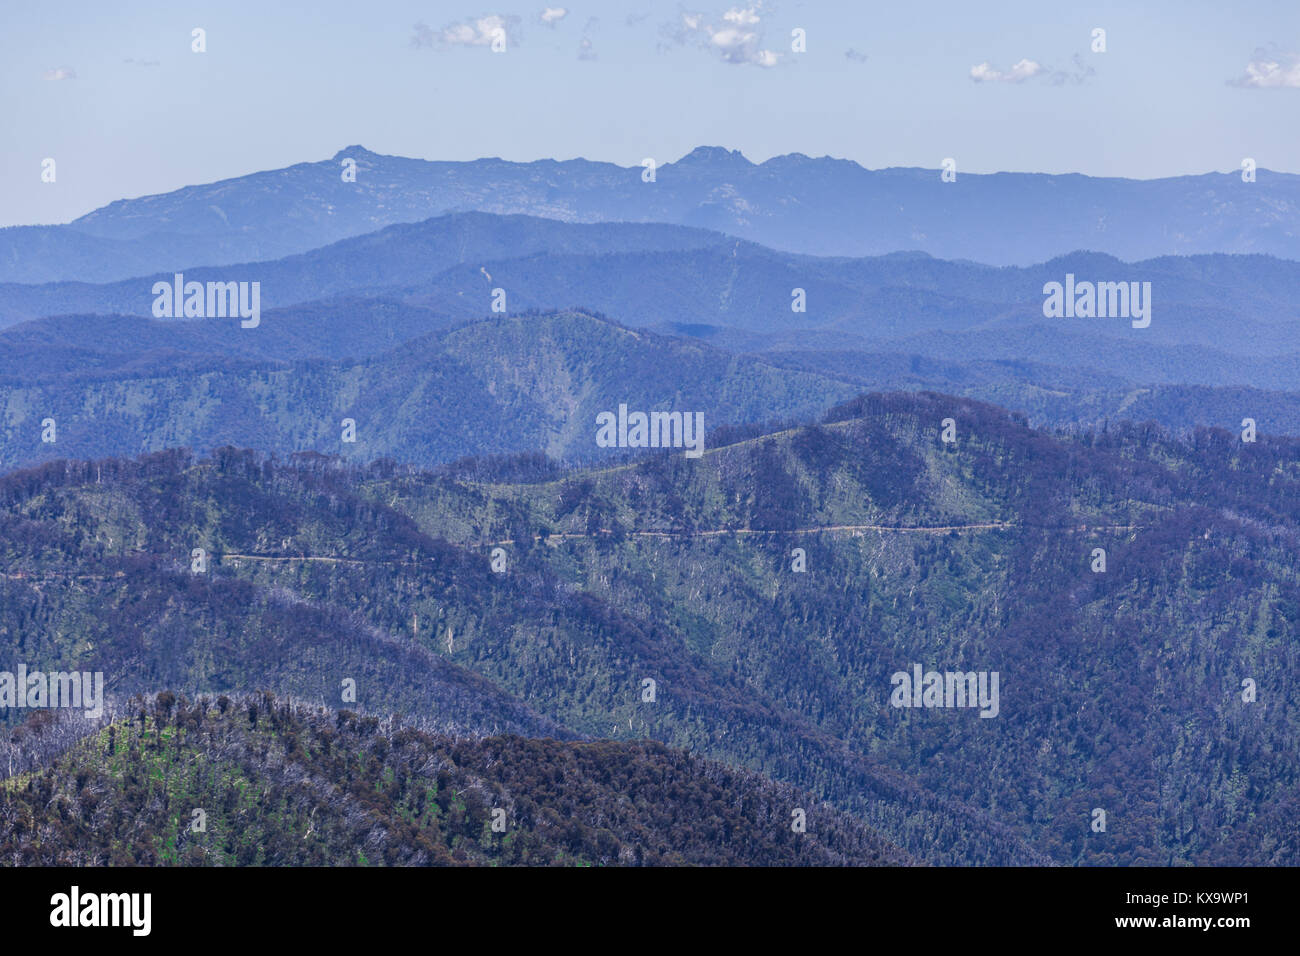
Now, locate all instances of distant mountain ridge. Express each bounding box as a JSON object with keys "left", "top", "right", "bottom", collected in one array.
[
  {"left": 3, "top": 212, "right": 1298, "bottom": 428},
  {"left": 3, "top": 145, "right": 1299, "bottom": 282},
  {"left": 0, "top": 213, "right": 728, "bottom": 327},
  {"left": 4, "top": 307, "right": 1300, "bottom": 477},
  {"left": 5, "top": 211, "right": 1300, "bottom": 365}
]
